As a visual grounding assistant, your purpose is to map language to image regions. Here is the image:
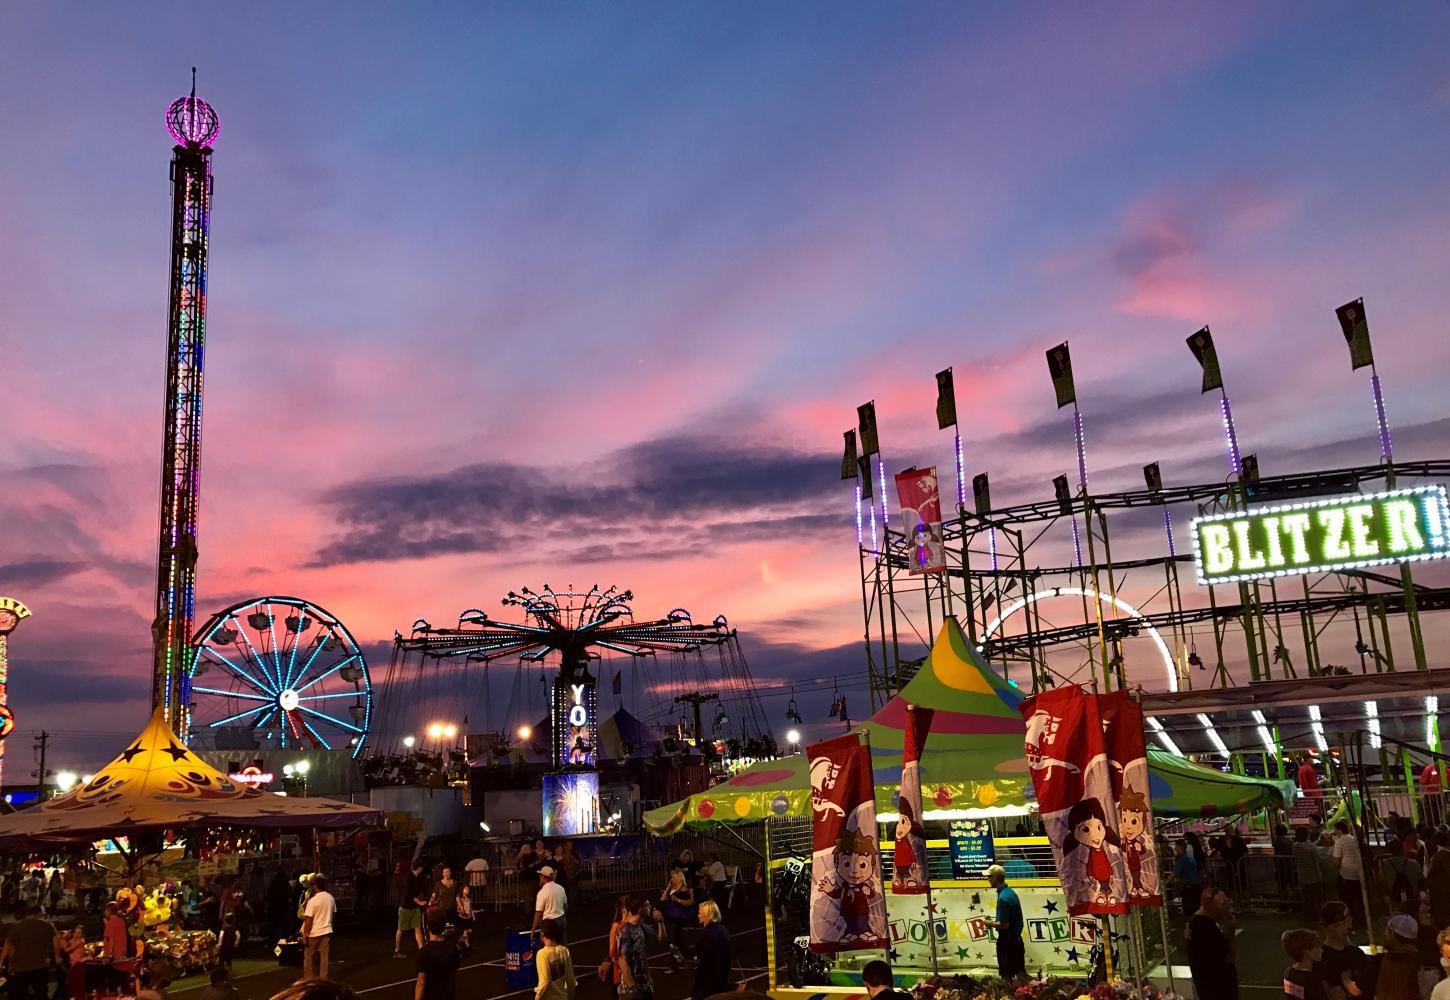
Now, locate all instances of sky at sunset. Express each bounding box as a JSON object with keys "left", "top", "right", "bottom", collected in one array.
[{"left": 4, "top": 4, "right": 1450, "bottom": 771}]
